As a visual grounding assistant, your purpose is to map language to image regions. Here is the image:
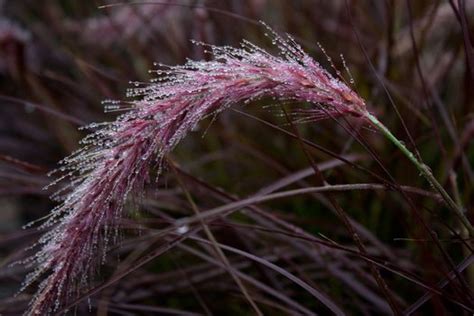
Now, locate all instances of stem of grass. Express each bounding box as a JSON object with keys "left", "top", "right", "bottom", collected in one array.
[{"left": 365, "top": 112, "right": 473, "bottom": 237}]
